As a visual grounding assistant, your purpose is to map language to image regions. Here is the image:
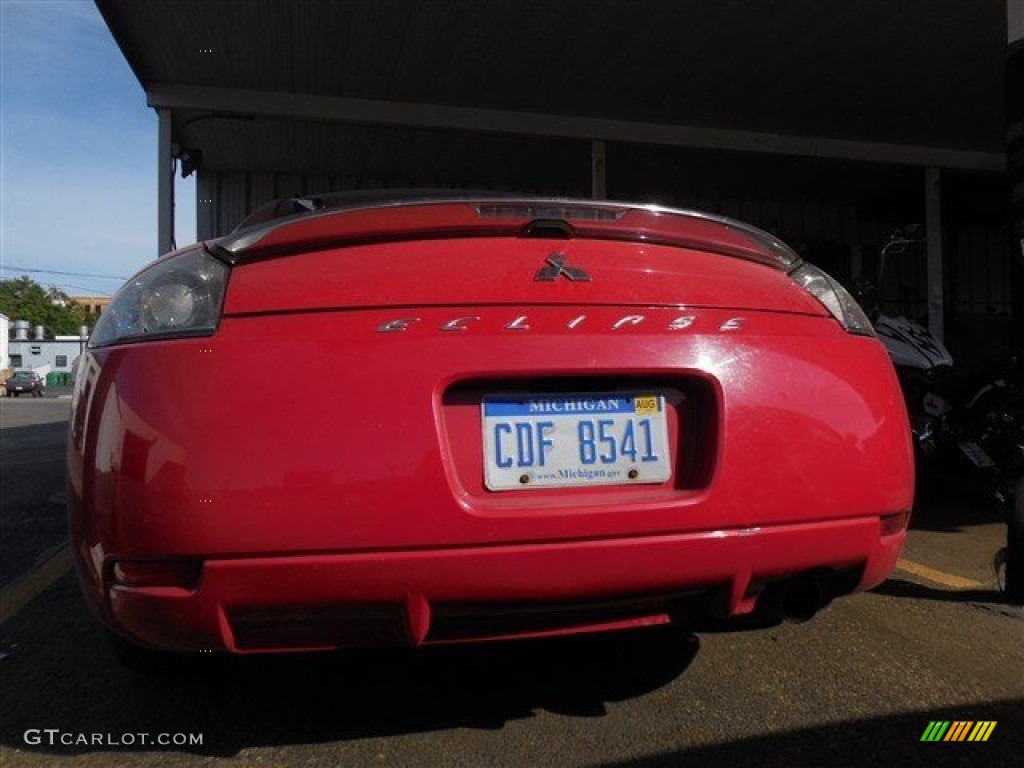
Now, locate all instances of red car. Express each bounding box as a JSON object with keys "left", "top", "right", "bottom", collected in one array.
[{"left": 68, "top": 193, "right": 913, "bottom": 666}]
